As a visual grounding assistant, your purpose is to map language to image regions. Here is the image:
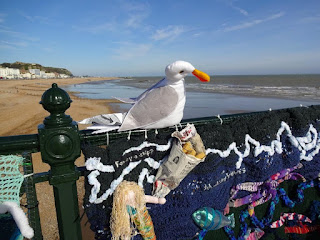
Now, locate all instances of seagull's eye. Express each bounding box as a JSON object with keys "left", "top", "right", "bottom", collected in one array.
[{"left": 179, "top": 70, "right": 184, "bottom": 73}]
